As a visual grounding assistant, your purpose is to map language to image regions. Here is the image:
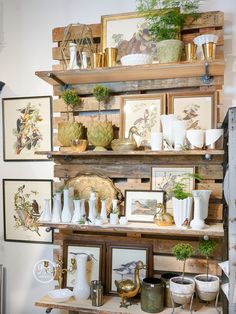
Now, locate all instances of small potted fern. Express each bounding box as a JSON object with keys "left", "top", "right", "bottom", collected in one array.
[
  {"left": 170, "top": 243, "right": 195, "bottom": 306},
  {"left": 194, "top": 238, "right": 220, "bottom": 302},
  {"left": 58, "top": 89, "right": 86, "bottom": 147},
  {"left": 87, "top": 85, "right": 113, "bottom": 150}
]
